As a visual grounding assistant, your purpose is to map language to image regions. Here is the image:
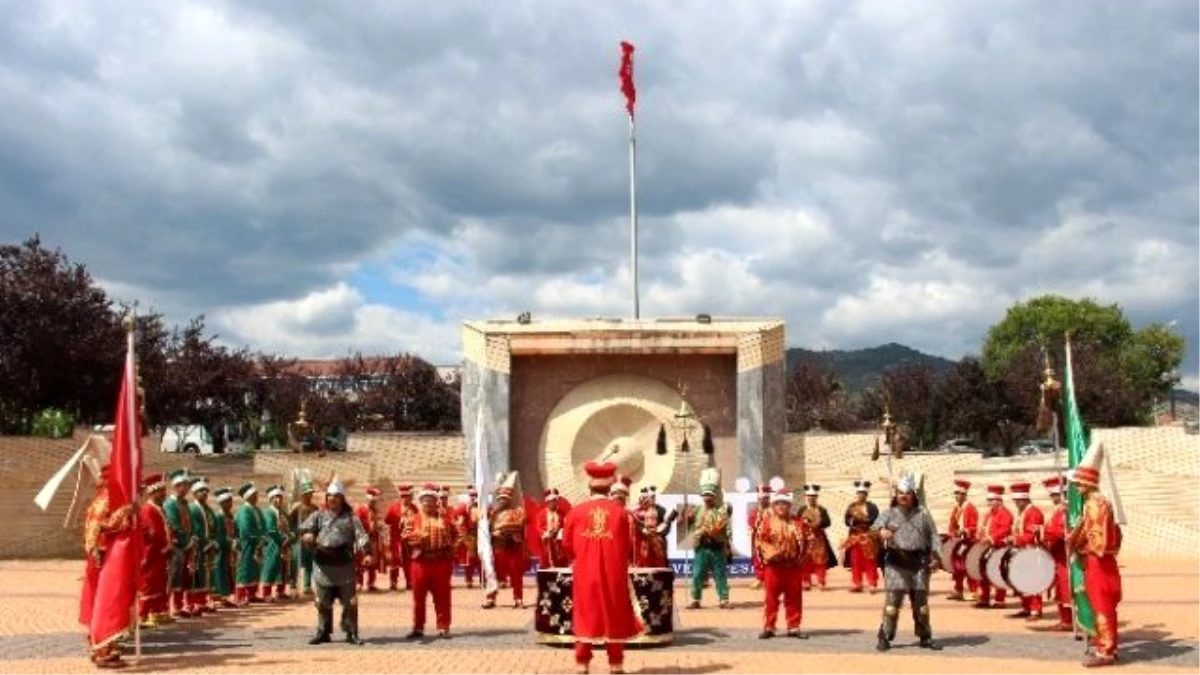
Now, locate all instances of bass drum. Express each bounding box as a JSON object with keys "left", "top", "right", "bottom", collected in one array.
[
  {"left": 938, "top": 535, "right": 954, "bottom": 572},
  {"left": 964, "top": 541, "right": 991, "bottom": 582},
  {"left": 1004, "top": 547, "right": 1056, "bottom": 596},
  {"left": 985, "top": 545, "right": 1012, "bottom": 589},
  {"left": 534, "top": 567, "right": 675, "bottom": 646}
]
